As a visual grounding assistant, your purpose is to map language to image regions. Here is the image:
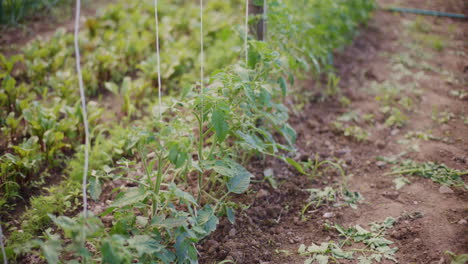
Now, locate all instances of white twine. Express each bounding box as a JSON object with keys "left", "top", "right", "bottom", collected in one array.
[
  {"left": 153, "top": 0, "right": 163, "bottom": 120},
  {"left": 263, "top": 0, "right": 267, "bottom": 41},
  {"left": 74, "top": 0, "right": 90, "bottom": 217},
  {"left": 245, "top": 0, "right": 249, "bottom": 65},
  {"left": 200, "top": 0, "right": 204, "bottom": 119},
  {"left": 0, "top": 218, "right": 7, "bottom": 264}
]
